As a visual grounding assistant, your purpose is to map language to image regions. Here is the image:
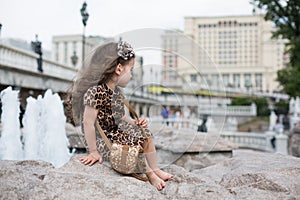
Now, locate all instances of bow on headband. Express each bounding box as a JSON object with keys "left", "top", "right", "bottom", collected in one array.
[{"left": 117, "top": 41, "right": 135, "bottom": 60}]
